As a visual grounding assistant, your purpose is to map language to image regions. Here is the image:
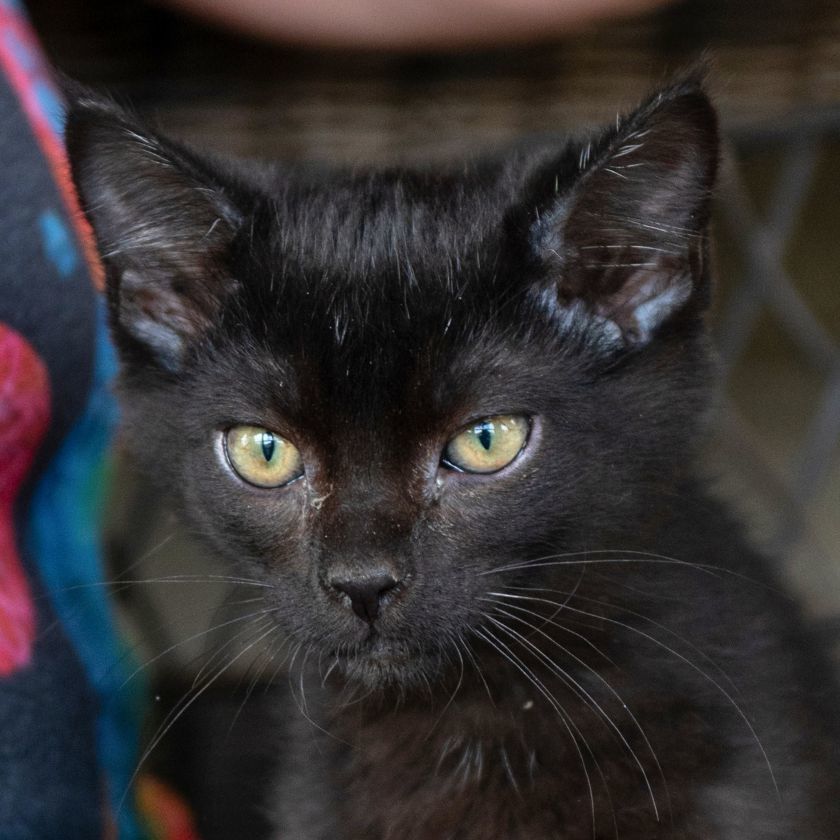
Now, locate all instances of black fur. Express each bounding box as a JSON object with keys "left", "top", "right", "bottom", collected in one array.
[{"left": 66, "top": 75, "right": 840, "bottom": 838}]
